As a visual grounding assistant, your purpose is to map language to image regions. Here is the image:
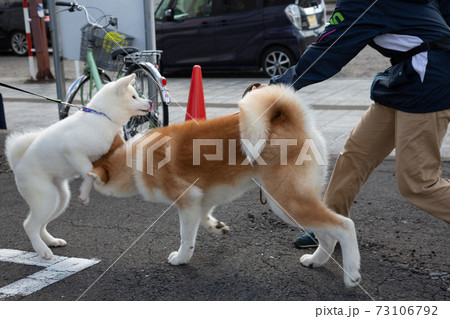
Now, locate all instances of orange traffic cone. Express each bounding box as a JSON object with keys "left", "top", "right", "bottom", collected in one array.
[{"left": 185, "top": 65, "right": 206, "bottom": 121}]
